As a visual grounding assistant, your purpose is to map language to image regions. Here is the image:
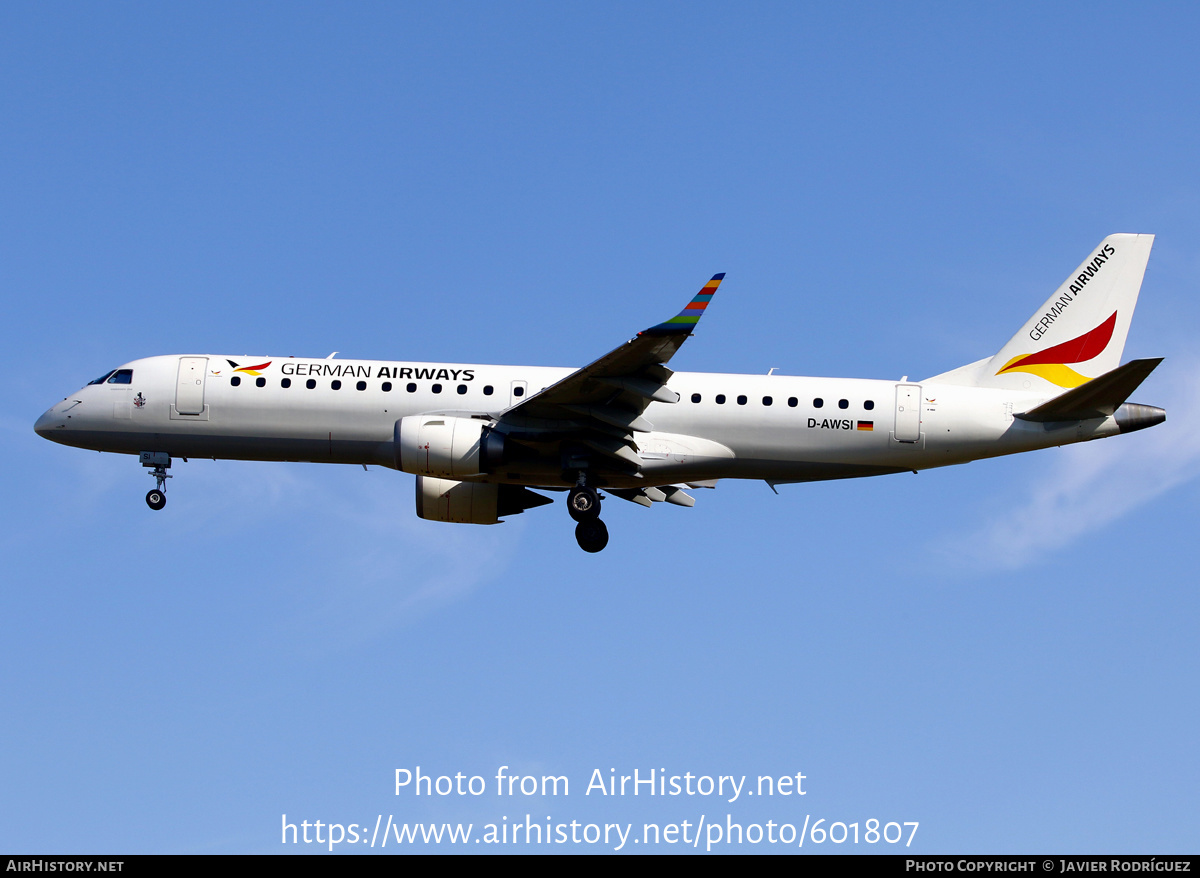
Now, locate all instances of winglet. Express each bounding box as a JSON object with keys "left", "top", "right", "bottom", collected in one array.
[{"left": 645, "top": 273, "right": 725, "bottom": 334}]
